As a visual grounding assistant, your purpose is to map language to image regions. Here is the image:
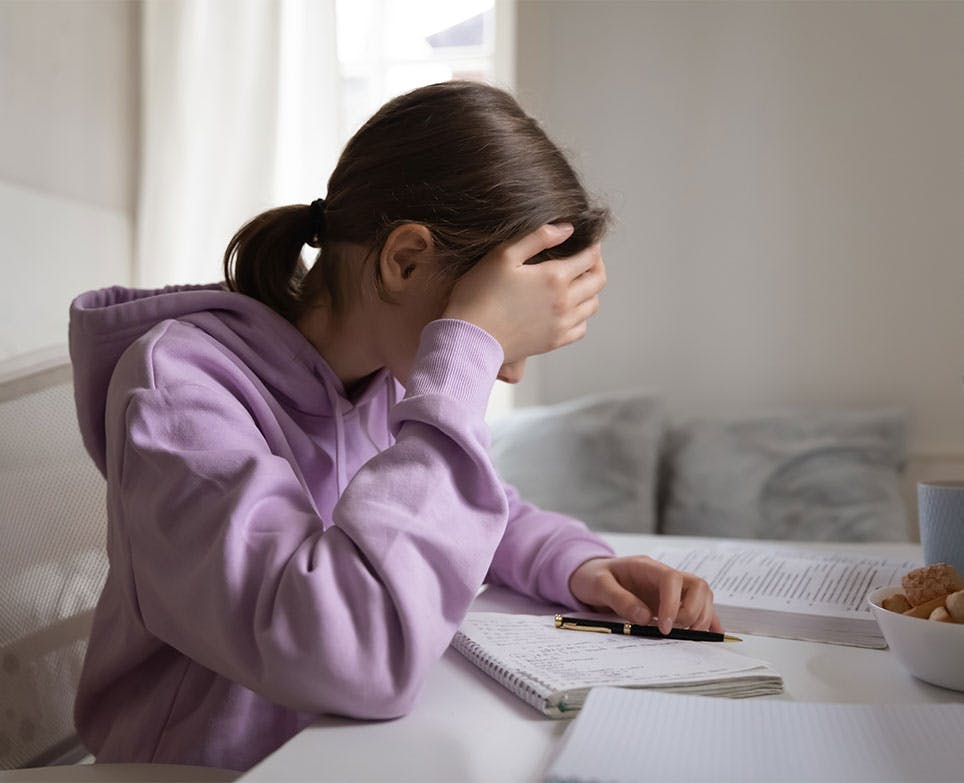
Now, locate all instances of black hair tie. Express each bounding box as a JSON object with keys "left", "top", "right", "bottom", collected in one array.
[{"left": 308, "top": 198, "right": 327, "bottom": 240}]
